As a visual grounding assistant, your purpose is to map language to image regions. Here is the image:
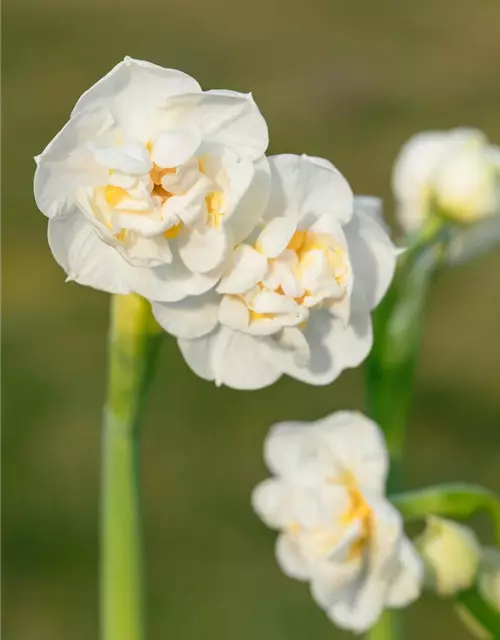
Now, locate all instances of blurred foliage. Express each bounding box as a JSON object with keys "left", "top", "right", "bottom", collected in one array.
[{"left": 2, "top": 0, "right": 500, "bottom": 638}]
